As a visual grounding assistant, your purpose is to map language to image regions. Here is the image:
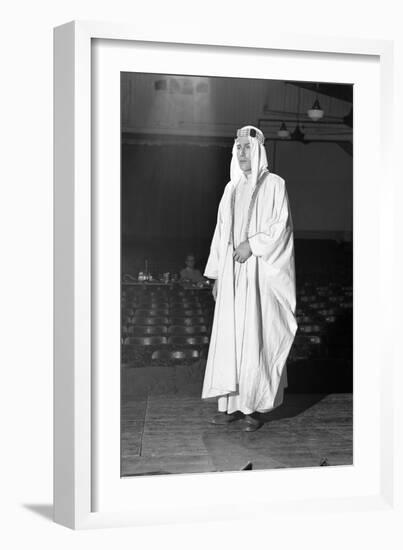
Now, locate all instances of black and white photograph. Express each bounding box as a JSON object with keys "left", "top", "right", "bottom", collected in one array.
[
  {"left": 3, "top": 0, "right": 399, "bottom": 541},
  {"left": 120, "top": 72, "right": 353, "bottom": 477}
]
